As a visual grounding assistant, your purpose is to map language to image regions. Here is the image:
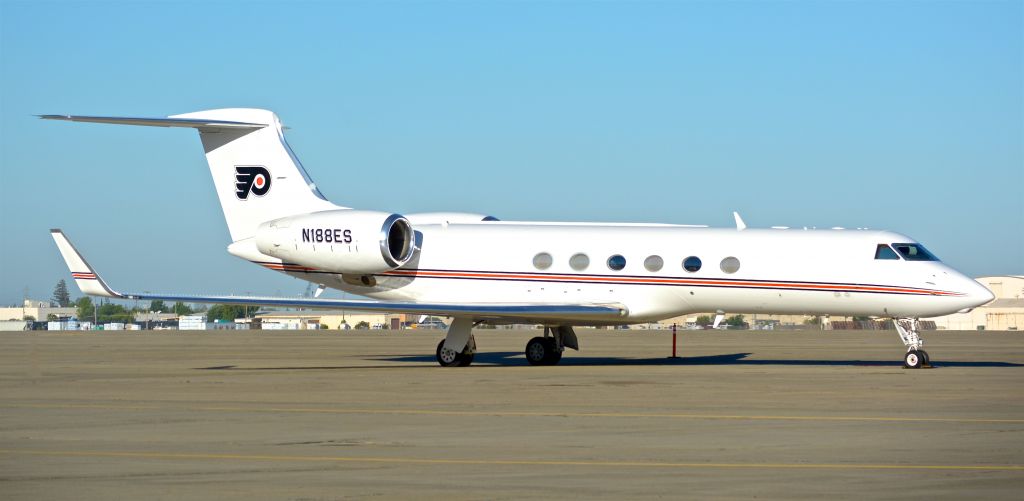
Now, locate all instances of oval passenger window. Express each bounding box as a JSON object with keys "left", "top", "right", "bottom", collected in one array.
[
  {"left": 607, "top": 255, "right": 626, "bottom": 271},
  {"left": 644, "top": 255, "right": 664, "bottom": 272},
  {"left": 569, "top": 253, "right": 590, "bottom": 271},
  {"left": 533, "top": 252, "right": 553, "bottom": 270}
]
